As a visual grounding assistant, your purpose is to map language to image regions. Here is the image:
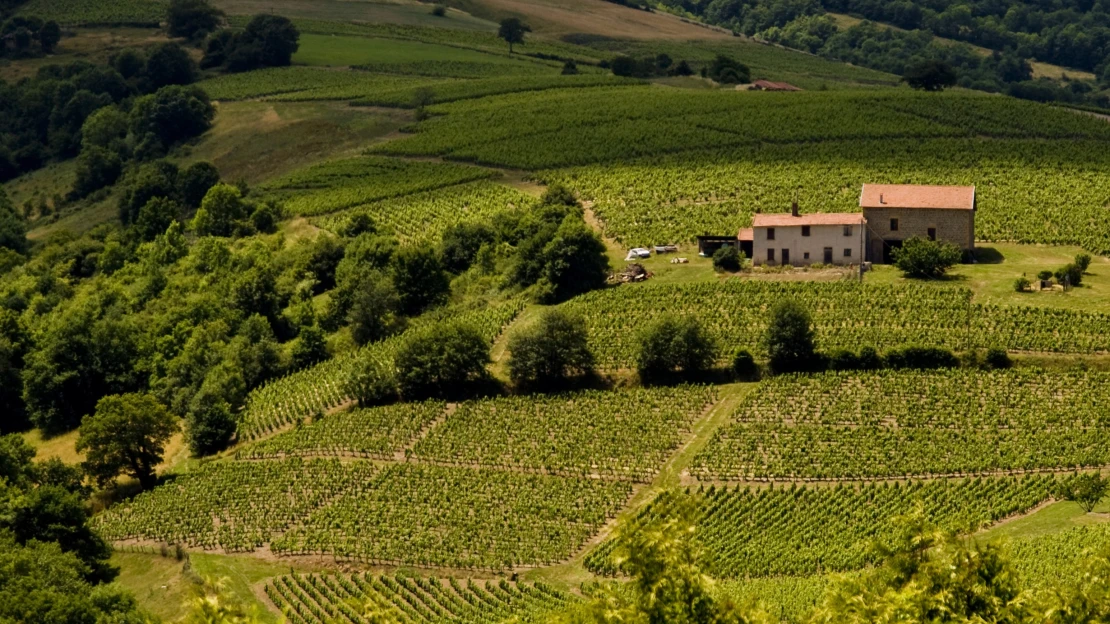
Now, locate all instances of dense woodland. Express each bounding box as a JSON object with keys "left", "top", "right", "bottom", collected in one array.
[{"left": 656, "top": 0, "right": 1110, "bottom": 105}]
